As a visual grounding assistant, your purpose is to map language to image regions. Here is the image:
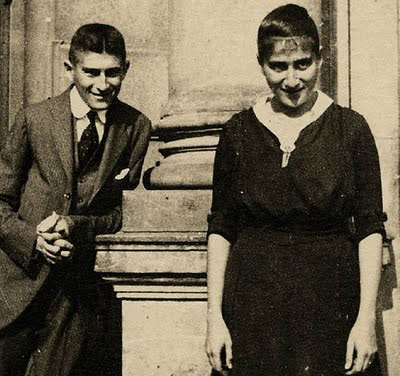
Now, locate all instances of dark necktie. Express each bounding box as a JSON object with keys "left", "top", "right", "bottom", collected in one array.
[{"left": 78, "top": 110, "right": 99, "bottom": 170}]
